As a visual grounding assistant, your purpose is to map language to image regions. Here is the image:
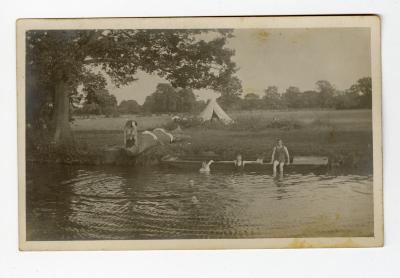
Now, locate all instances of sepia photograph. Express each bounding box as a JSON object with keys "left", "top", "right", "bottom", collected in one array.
[{"left": 17, "top": 16, "right": 383, "bottom": 250}]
